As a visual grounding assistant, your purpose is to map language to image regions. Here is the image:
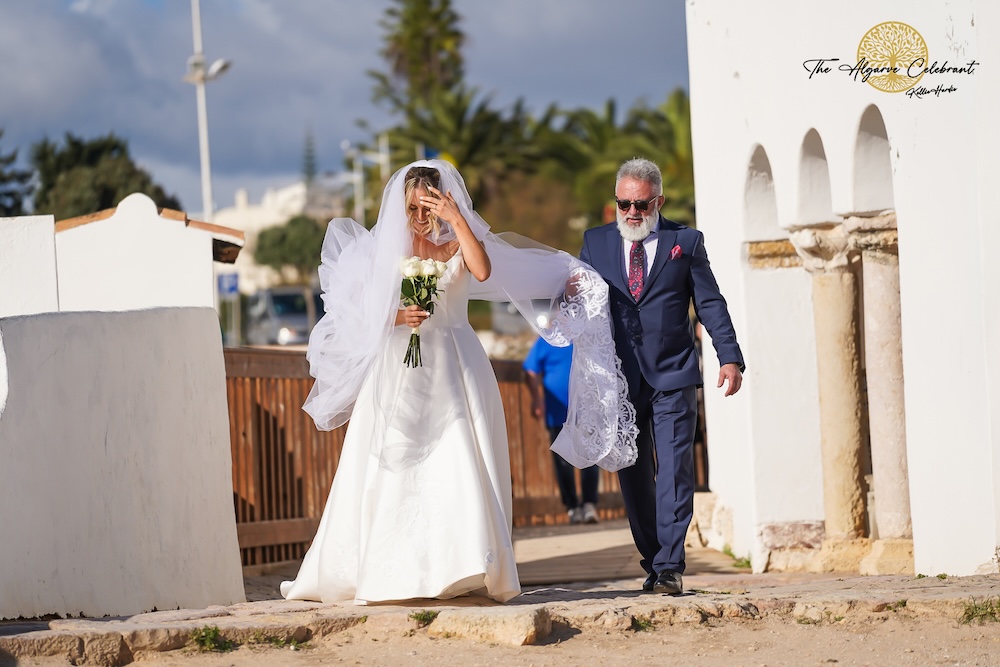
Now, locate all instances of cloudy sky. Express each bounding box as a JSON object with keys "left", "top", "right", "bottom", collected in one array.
[{"left": 0, "top": 0, "right": 689, "bottom": 217}]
